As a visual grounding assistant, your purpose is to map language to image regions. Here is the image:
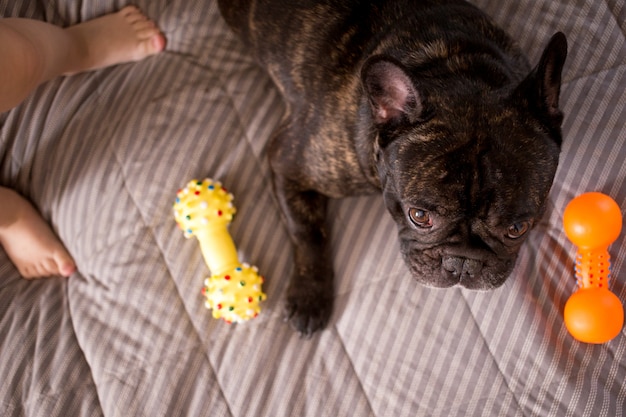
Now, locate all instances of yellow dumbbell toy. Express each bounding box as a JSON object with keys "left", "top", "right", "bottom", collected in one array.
[{"left": 173, "top": 179, "right": 266, "bottom": 323}]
